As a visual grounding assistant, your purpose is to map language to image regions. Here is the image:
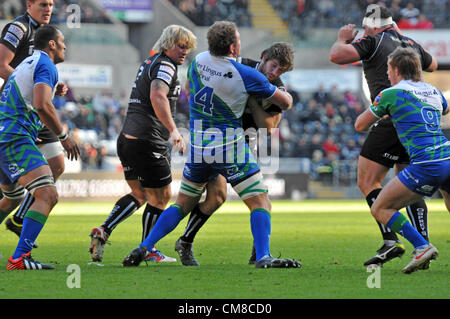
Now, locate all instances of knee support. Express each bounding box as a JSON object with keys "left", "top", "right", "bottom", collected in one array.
[
  {"left": 24, "top": 175, "right": 55, "bottom": 196},
  {"left": 2, "top": 184, "right": 26, "bottom": 200}
]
